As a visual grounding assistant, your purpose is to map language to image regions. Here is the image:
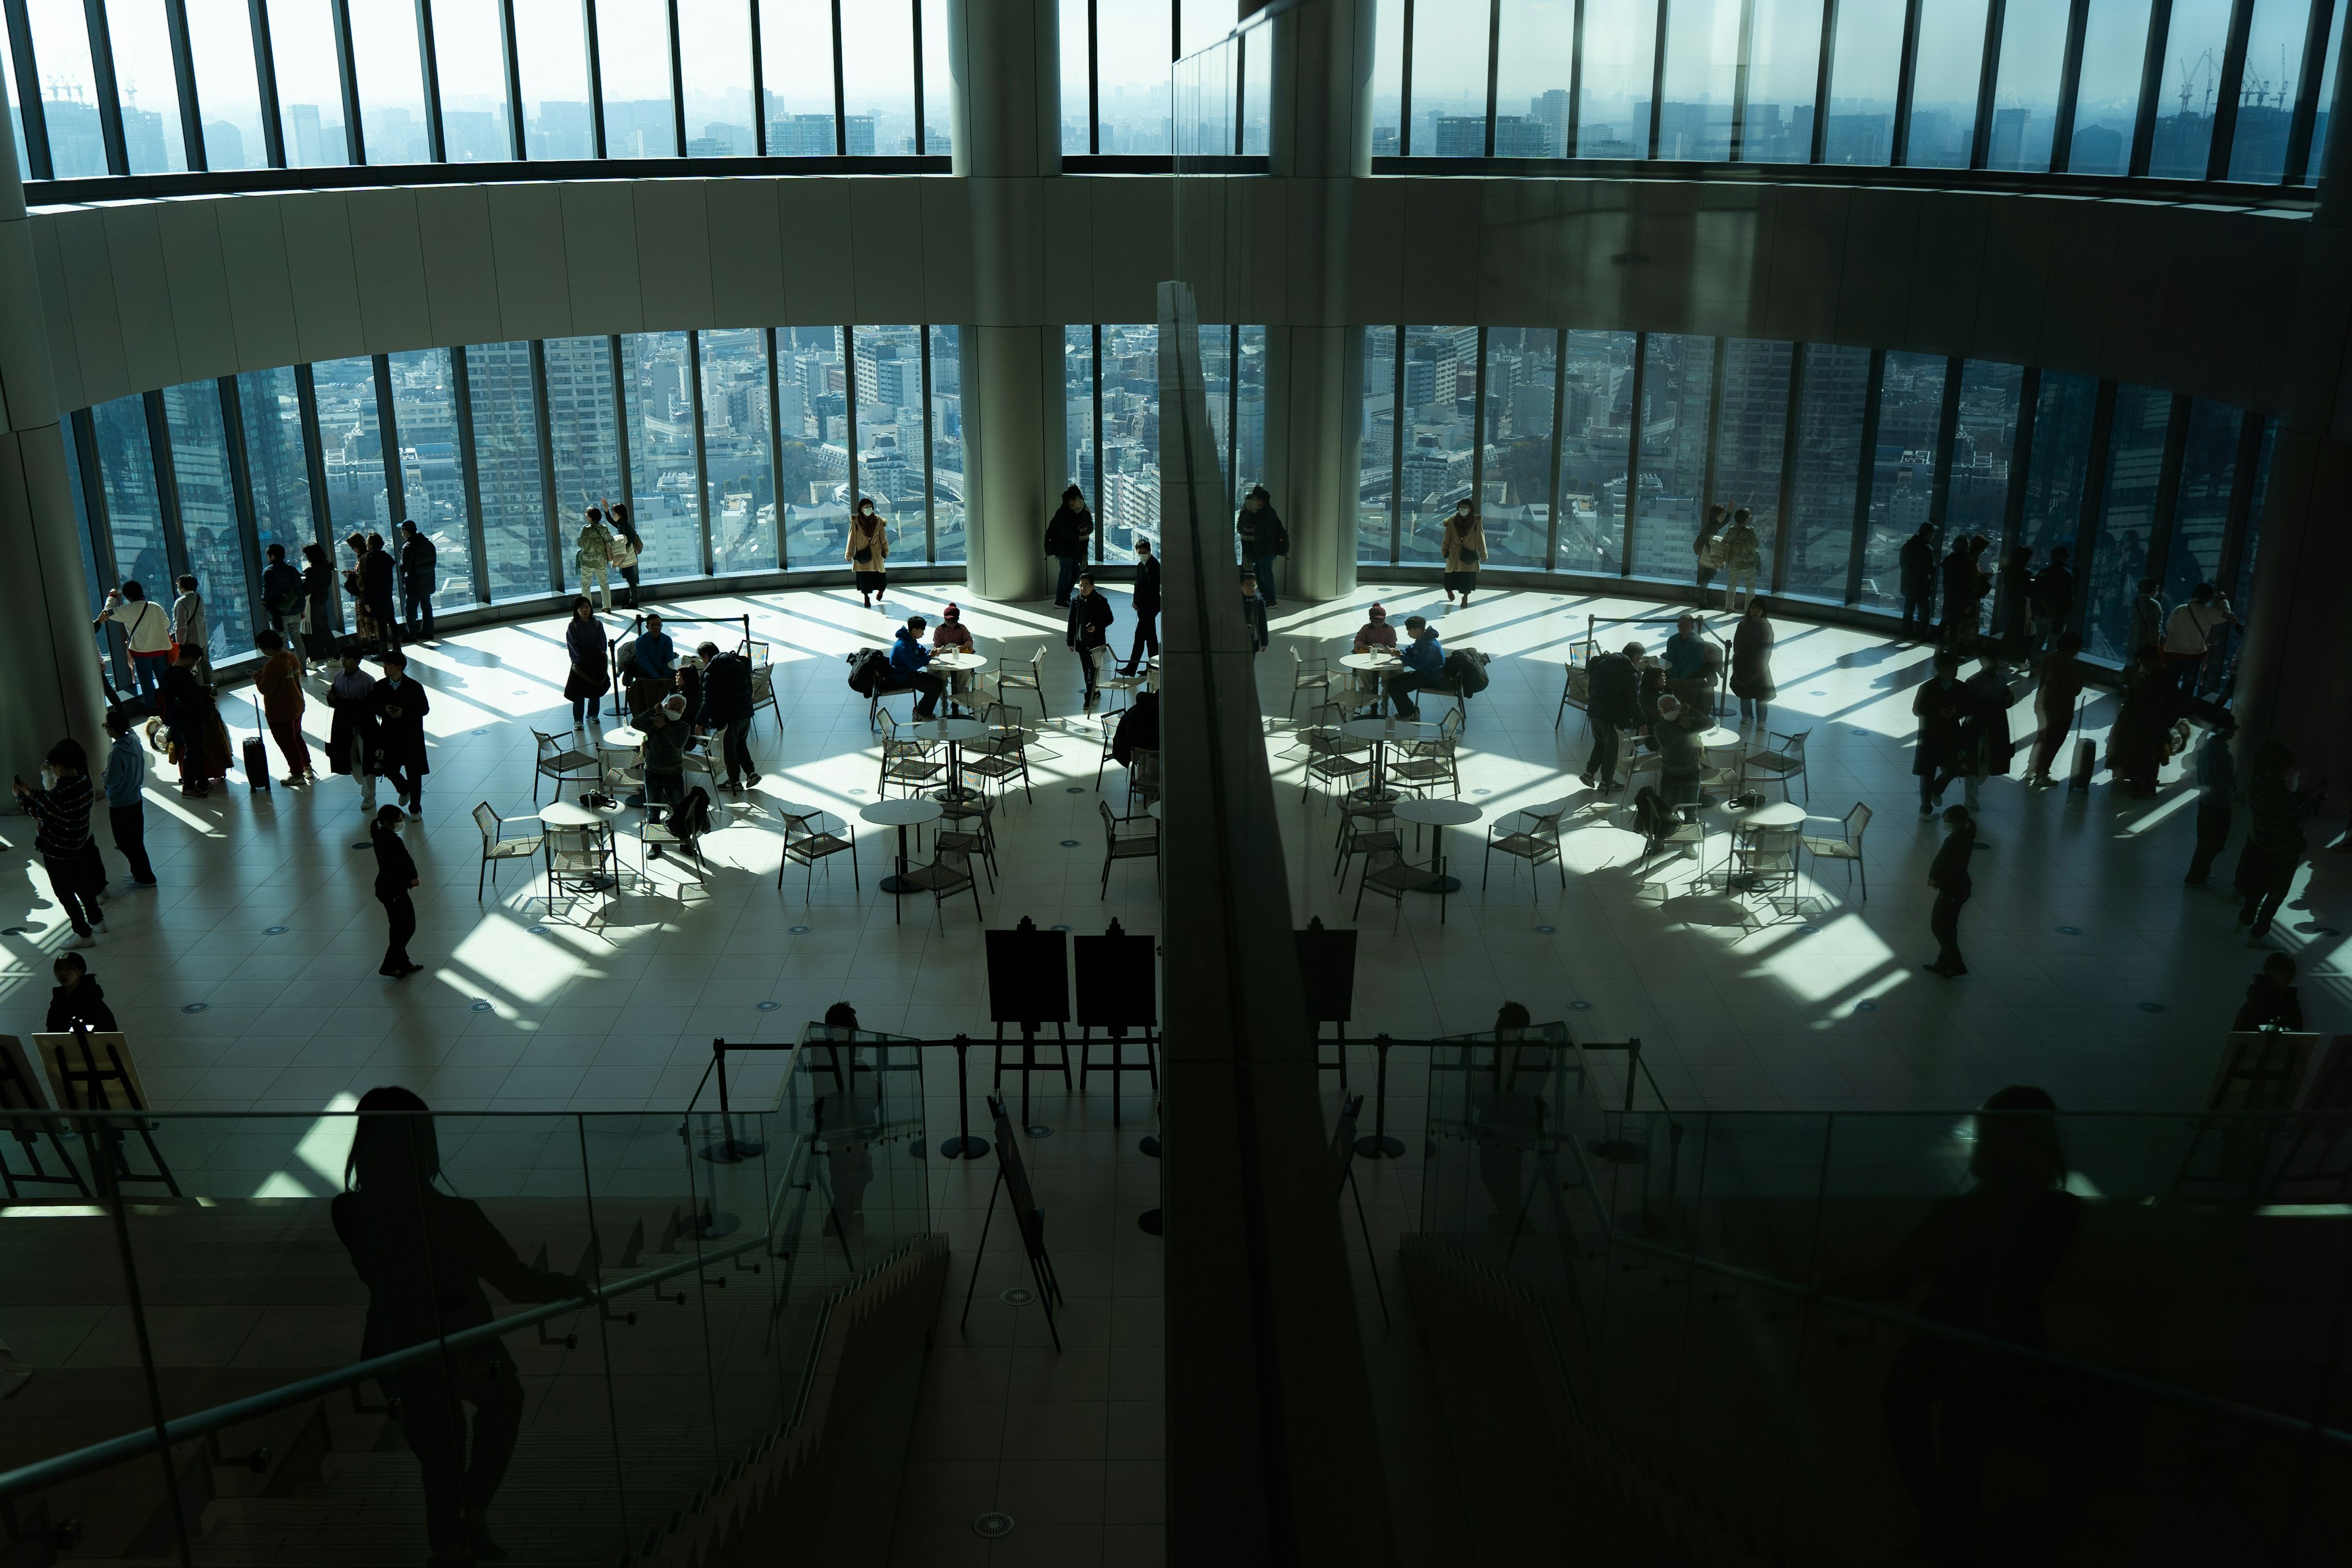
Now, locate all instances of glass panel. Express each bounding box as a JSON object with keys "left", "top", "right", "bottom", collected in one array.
[
  {"left": 1, "top": 23, "right": 24, "bottom": 177},
  {"left": 1200, "top": 323, "right": 1234, "bottom": 499},
  {"left": 1412, "top": 0, "right": 1493, "bottom": 156},
  {"left": 1482, "top": 326, "right": 1555, "bottom": 568},
  {"left": 840, "top": 0, "right": 913, "bottom": 154},
  {"left": 677, "top": 0, "right": 755, "bottom": 156},
  {"left": 1715, "top": 339, "right": 1792, "bottom": 584},
  {"left": 700, "top": 328, "right": 775, "bottom": 571},
  {"left": 1242, "top": 21, "right": 1270, "bottom": 153},
  {"left": 1630, "top": 332, "right": 1713, "bottom": 581},
  {"left": 184, "top": 0, "right": 266, "bottom": 169},
  {"left": 385, "top": 349, "right": 469, "bottom": 609},
  {"left": 1785, "top": 343, "right": 1870, "bottom": 602},
  {"left": 1986, "top": 0, "right": 2067, "bottom": 167},
  {"left": 1906, "top": 0, "right": 1989, "bottom": 167},
  {"left": 2086, "top": 384, "right": 2169, "bottom": 662},
  {"left": 929, "top": 325, "right": 965, "bottom": 563},
  {"left": 1658, "top": 0, "right": 1738, "bottom": 159},
  {"left": 1101, "top": 0, "right": 1176, "bottom": 153},
  {"left": 160, "top": 381, "right": 254, "bottom": 663},
  {"left": 2225, "top": 0, "right": 2311, "bottom": 180},
  {"left": 1495, "top": 0, "right": 1576, "bottom": 159},
  {"left": 1824, "top": 0, "right": 1901, "bottom": 165},
  {"left": 1360, "top": 324, "right": 1396, "bottom": 562},
  {"left": 1182, "top": 0, "right": 1237, "bottom": 57},
  {"left": 2231, "top": 417, "right": 2274, "bottom": 605},
  {"left": 598, "top": 0, "right": 677, "bottom": 157},
  {"left": 2165, "top": 399, "right": 2241, "bottom": 608},
  {"left": 1064, "top": 323, "right": 1096, "bottom": 503},
  {"left": 760, "top": 0, "right": 837, "bottom": 155},
  {"left": 1235, "top": 322, "right": 1266, "bottom": 503},
  {"left": 2017, "top": 371, "right": 2096, "bottom": 573},
  {"left": 2147, "top": 0, "right": 2233, "bottom": 176},
  {"left": 922, "top": 0, "right": 953, "bottom": 153},
  {"left": 1099, "top": 322, "right": 1158, "bottom": 562},
  {"left": 466, "top": 342, "right": 549, "bottom": 603},
  {"left": 1948, "top": 358, "right": 2021, "bottom": 538},
  {"left": 1578, "top": 0, "right": 1657, "bottom": 157},
  {"left": 92, "top": 397, "right": 168, "bottom": 595},
  {"left": 1556, "top": 328, "right": 1635, "bottom": 573},
  {"left": 1858, "top": 352, "right": 1947, "bottom": 612},
  {"left": 2070, "top": 0, "right": 2154, "bottom": 174},
  {"left": 311, "top": 355, "right": 387, "bottom": 540},
  {"left": 1061, "top": 0, "right": 1094, "bottom": 153},
  {"left": 1372, "top": 0, "right": 1404, "bottom": 155},
  {"left": 1175, "top": 26, "right": 1235, "bottom": 157},
  {"left": 271, "top": 0, "right": 349, "bottom": 166},
  {"left": 852, "top": 325, "right": 924, "bottom": 562},
  {"left": 620, "top": 330, "right": 703, "bottom": 578},
  {"left": 26, "top": 0, "right": 108, "bottom": 176},
  {"left": 349, "top": 1, "right": 429, "bottom": 164},
  {"left": 1741, "top": 0, "right": 1822, "bottom": 161},
  {"left": 235, "top": 368, "right": 315, "bottom": 570},
  {"left": 434, "top": 0, "right": 516, "bottom": 161},
  {"left": 2307, "top": 0, "right": 2348, "bottom": 179},
  {"left": 515, "top": 0, "right": 595, "bottom": 157},
  {"left": 544, "top": 336, "right": 624, "bottom": 570},
  {"left": 105, "top": 0, "right": 189, "bottom": 172},
  {"left": 1400, "top": 325, "right": 1477, "bottom": 562},
  {"left": 777, "top": 325, "right": 846, "bottom": 565}
]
